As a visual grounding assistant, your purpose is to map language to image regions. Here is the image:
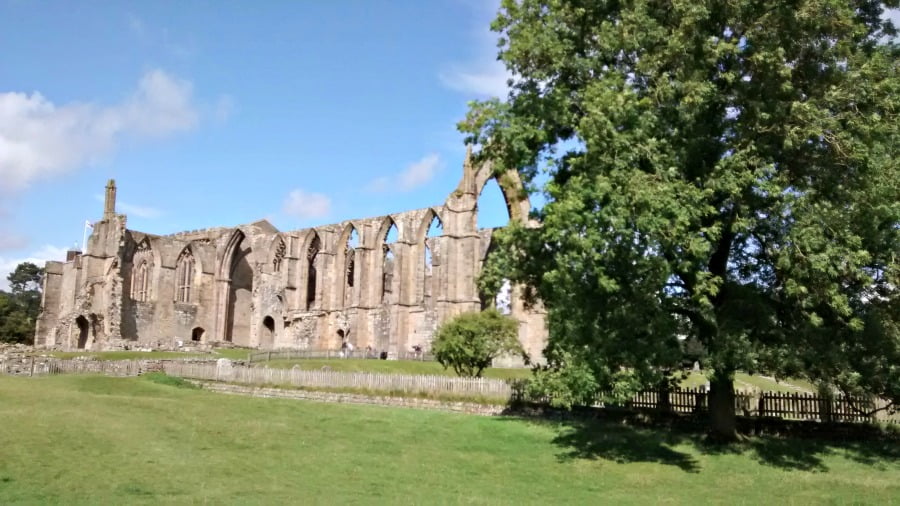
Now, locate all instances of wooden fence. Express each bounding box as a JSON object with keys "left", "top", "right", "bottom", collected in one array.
[
  {"left": 163, "top": 362, "right": 511, "bottom": 399},
  {"left": 4, "top": 358, "right": 895, "bottom": 425},
  {"left": 247, "top": 349, "right": 434, "bottom": 363},
  {"left": 1, "top": 358, "right": 142, "bottom": 377}
]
